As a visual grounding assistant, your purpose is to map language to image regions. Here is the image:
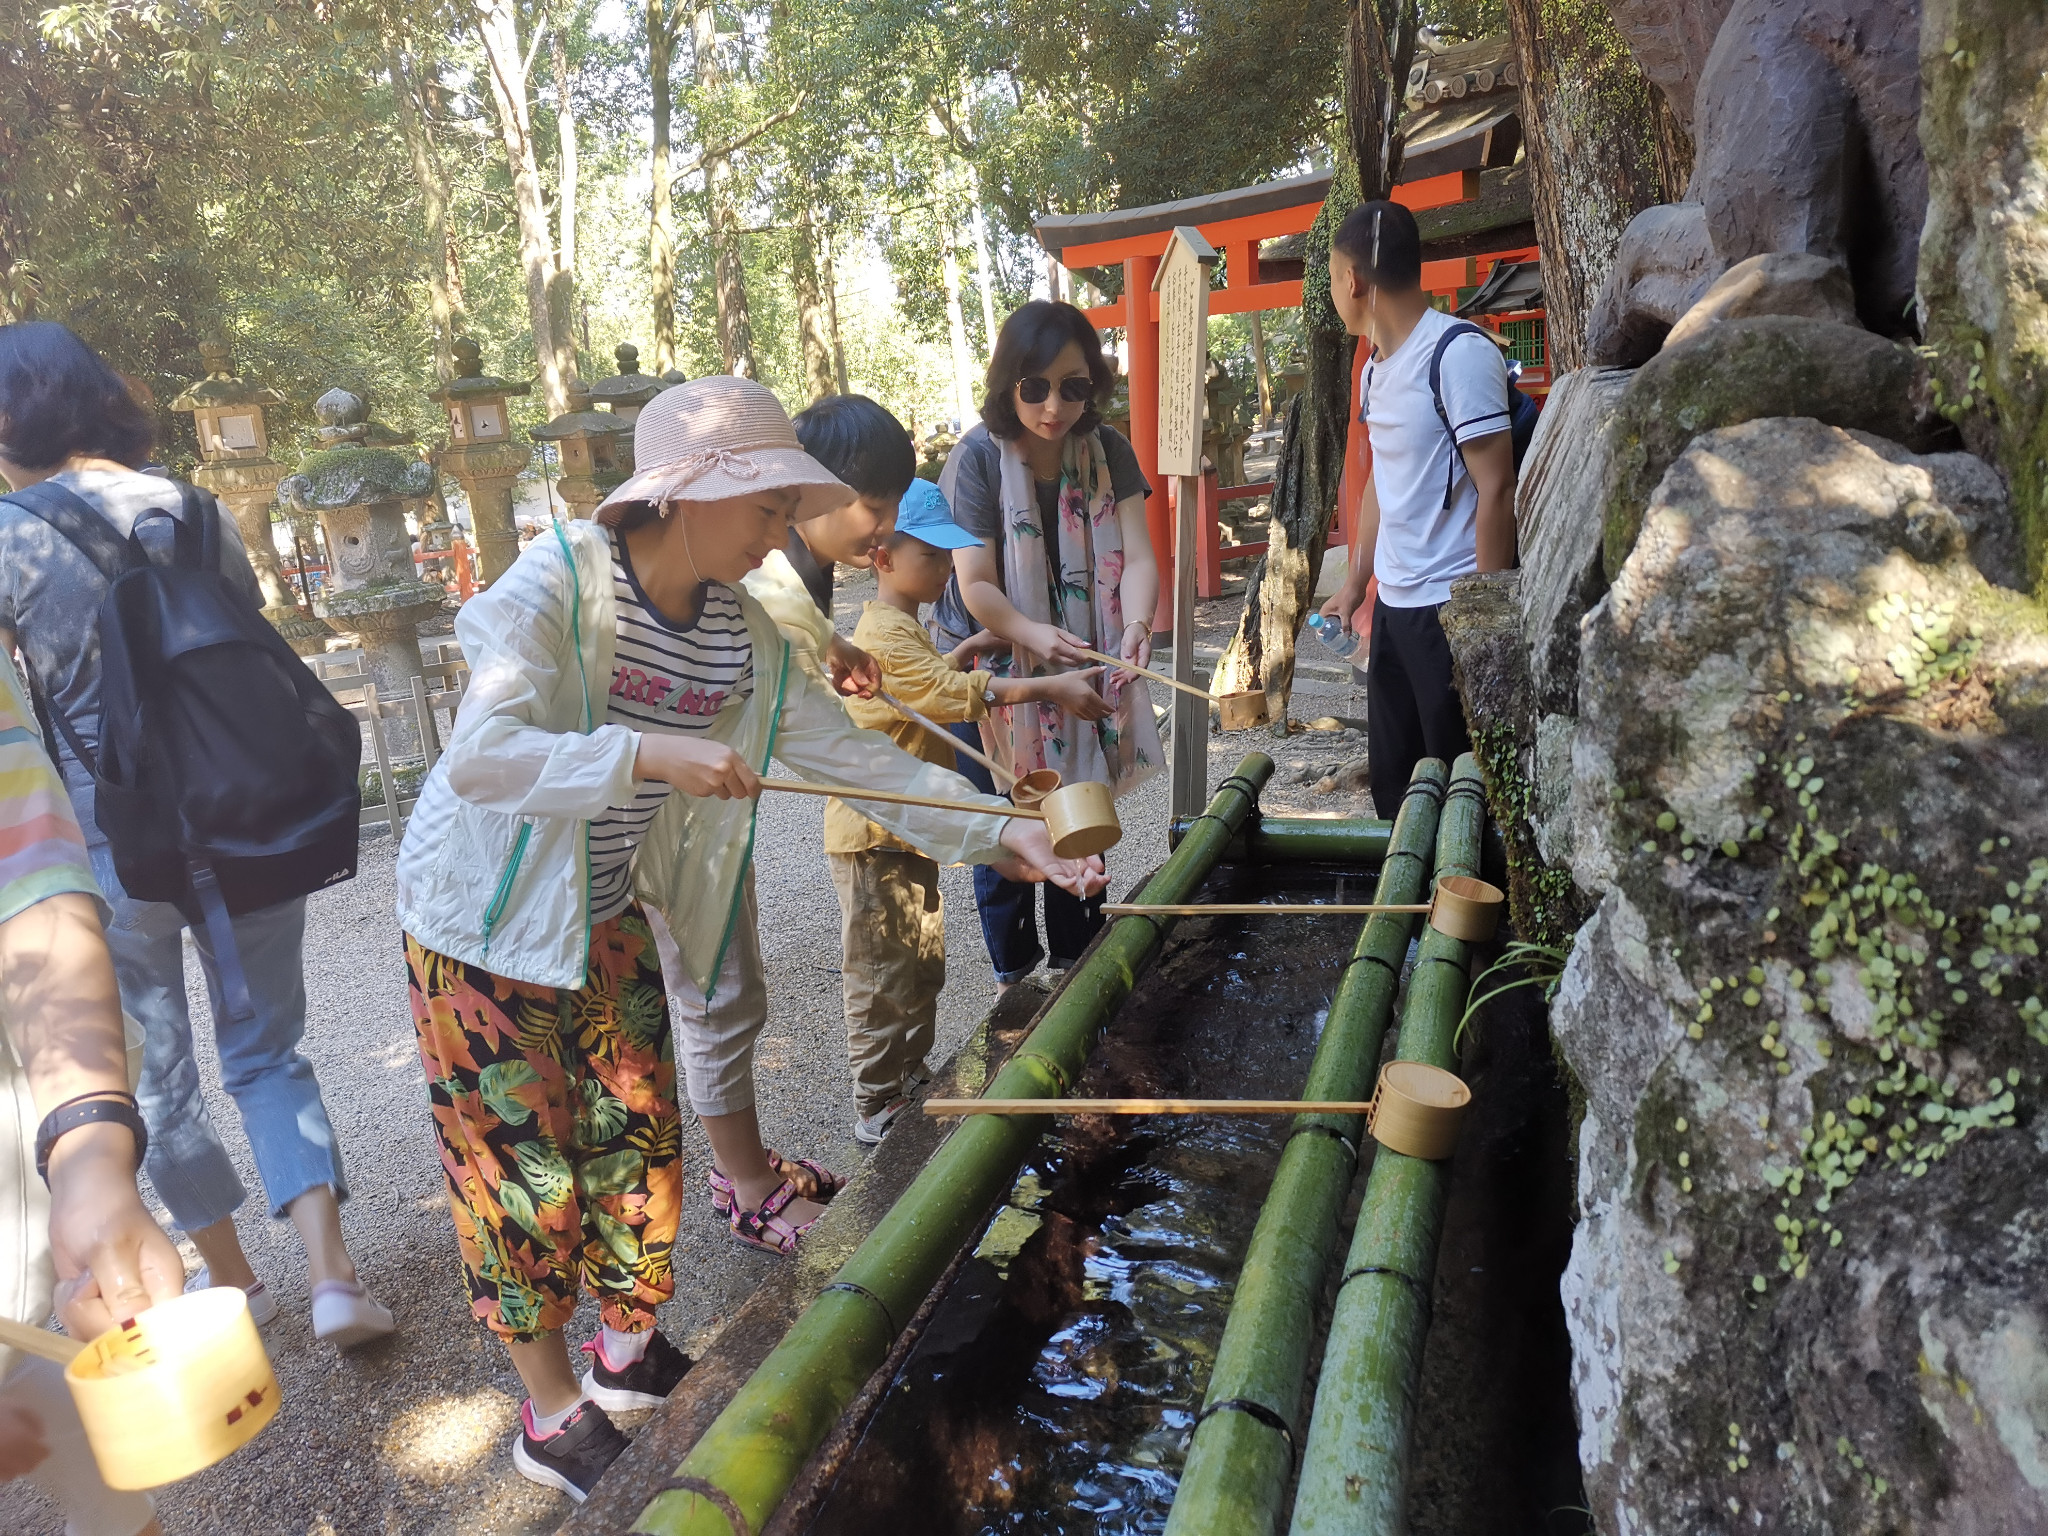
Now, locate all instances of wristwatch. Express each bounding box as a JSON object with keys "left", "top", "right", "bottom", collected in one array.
[{"left": 35, "top": 1093, "right": 149, "bottom": 1185}]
